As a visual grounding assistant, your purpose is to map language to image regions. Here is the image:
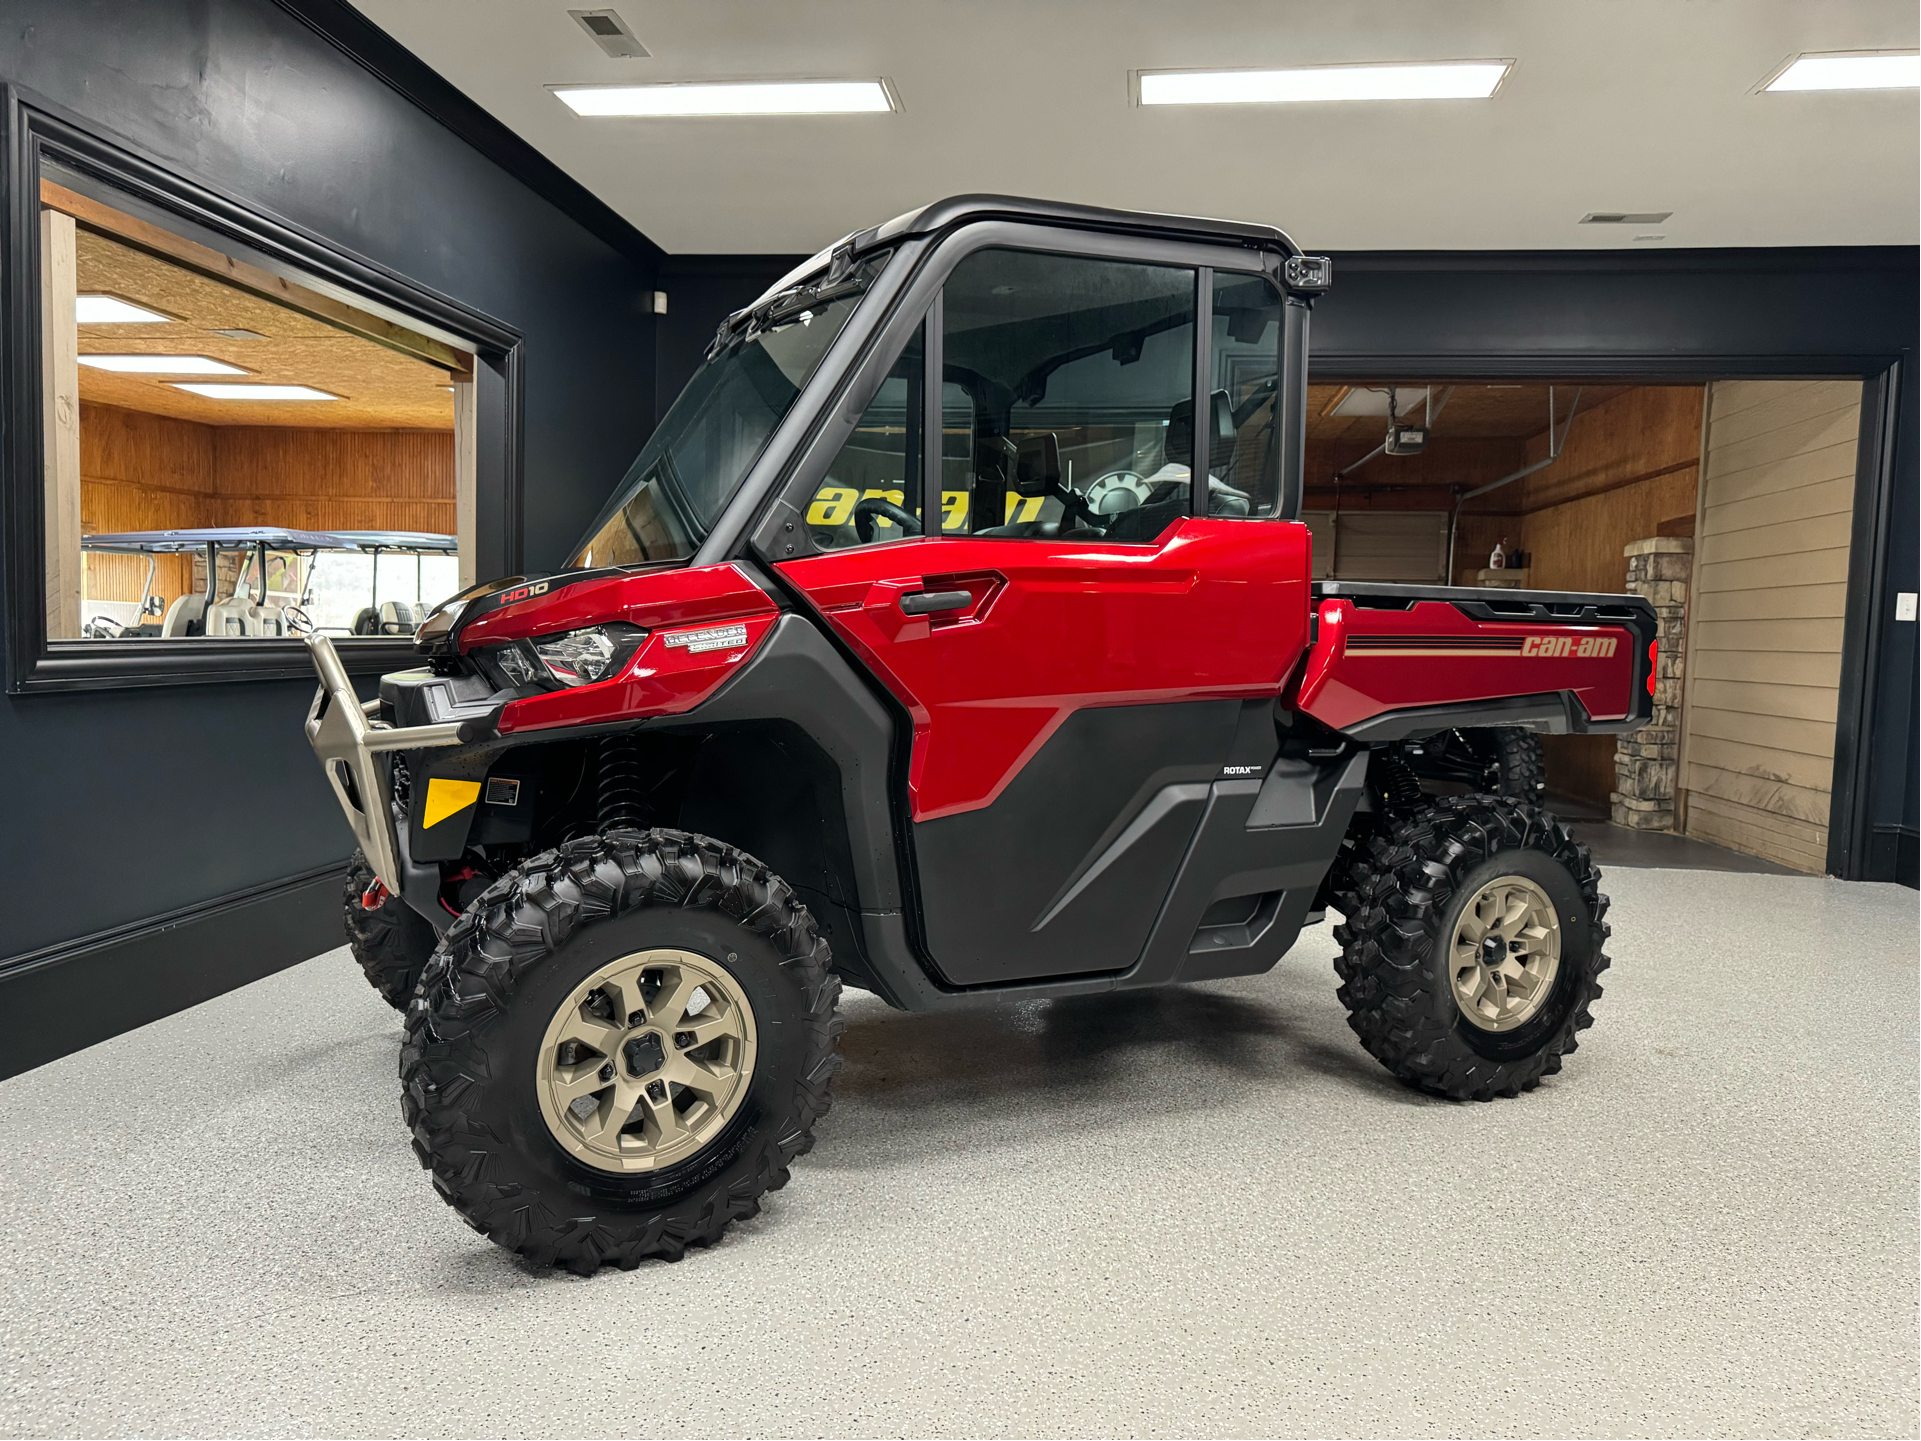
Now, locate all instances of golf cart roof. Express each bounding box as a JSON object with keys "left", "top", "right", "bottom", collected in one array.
[
  {"left": 81, "top": 526, "right": 349, "bottom": 553},
  {"left": 329, "top": 531, "right": 458, "bottom": 552}
]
